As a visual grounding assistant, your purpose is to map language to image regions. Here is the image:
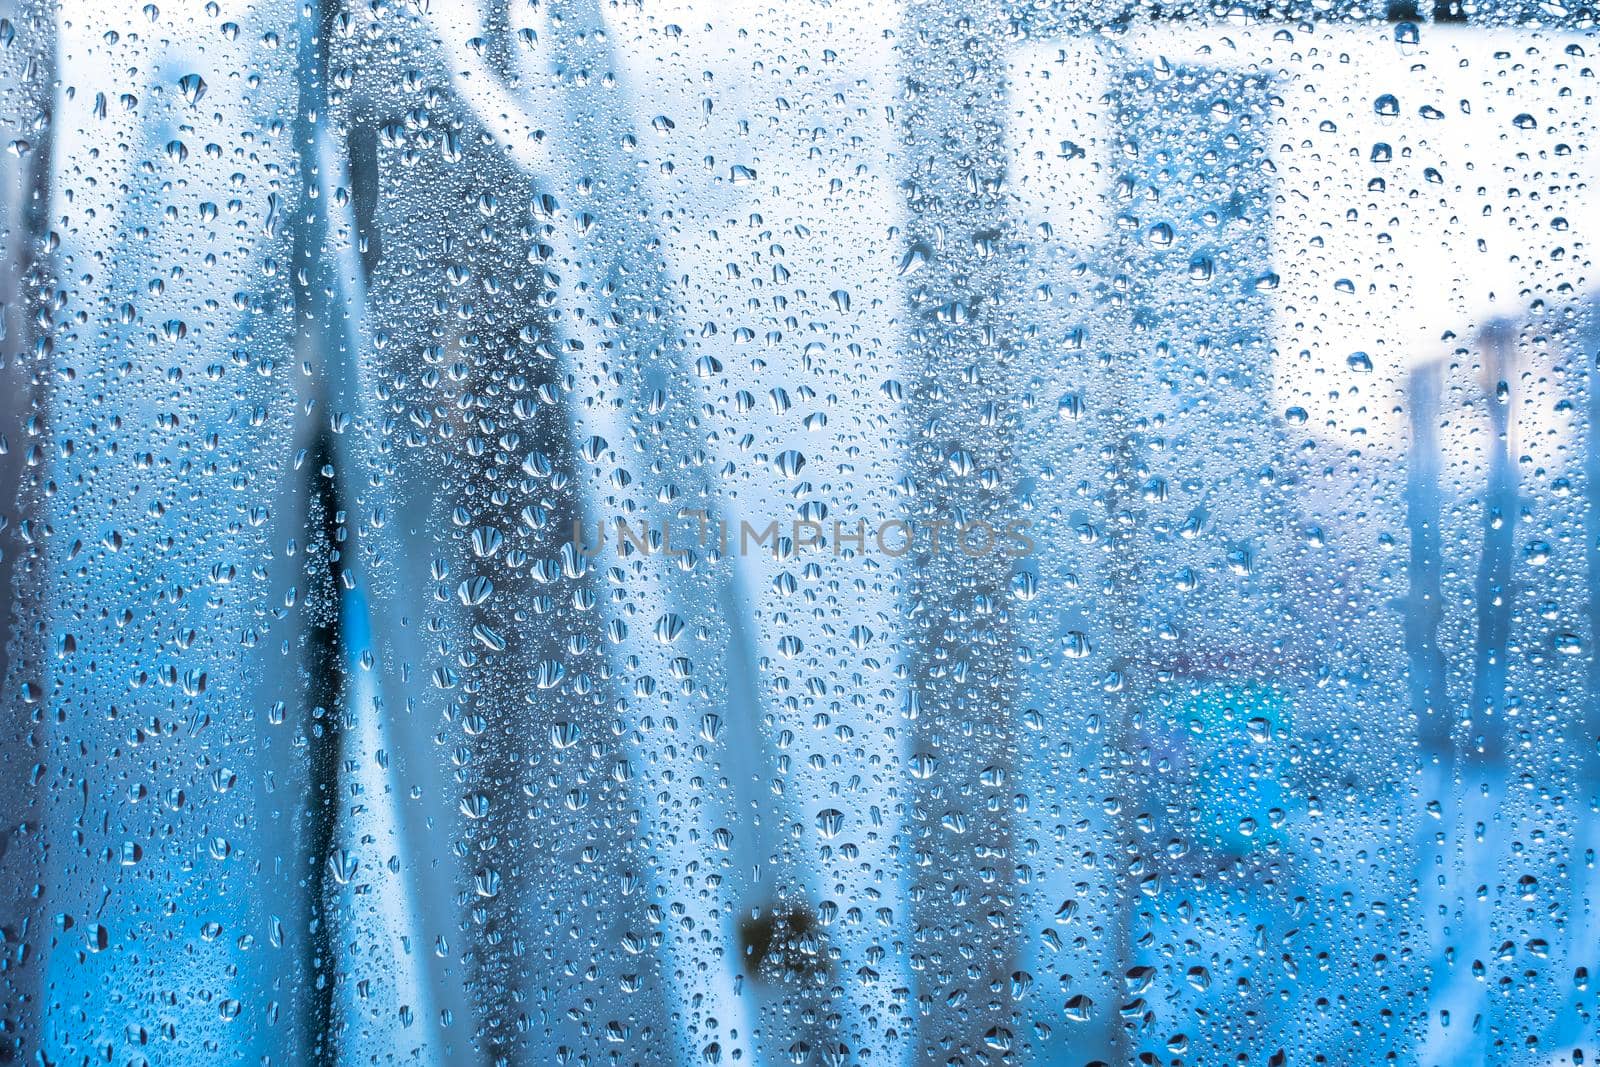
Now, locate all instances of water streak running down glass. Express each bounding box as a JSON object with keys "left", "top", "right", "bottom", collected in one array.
[{"left": 1, "top": 1, "right": 1598, "bottom": 1064}]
